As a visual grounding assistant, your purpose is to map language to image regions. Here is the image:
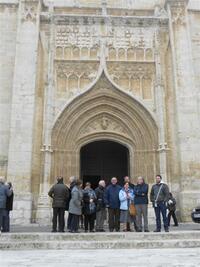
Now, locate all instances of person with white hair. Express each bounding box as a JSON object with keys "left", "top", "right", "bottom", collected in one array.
[
  {"left": 0, "top": 177, "right": 13, "bottom": 233},
  {"left": 95, "top": 180, "right": 106, "bottom": 232},
  {"left": 134, "top": 176, "right": 149, "bottom": 232},
  {"left": 104, "top": 177, "right": 121, "bottom": 232}
]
